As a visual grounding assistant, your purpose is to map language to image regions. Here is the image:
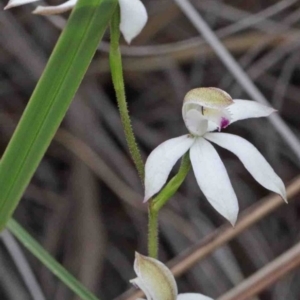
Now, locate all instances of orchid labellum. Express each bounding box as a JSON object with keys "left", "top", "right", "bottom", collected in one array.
[
  {"left": 144, "top": 88, "right": 286, "bottom": 225},
  {"left": 4, "top": 0, "right": 148, "bottom": 43},
  {"left": 131, "top": 252, "right": 213, "bottom": 300}
]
